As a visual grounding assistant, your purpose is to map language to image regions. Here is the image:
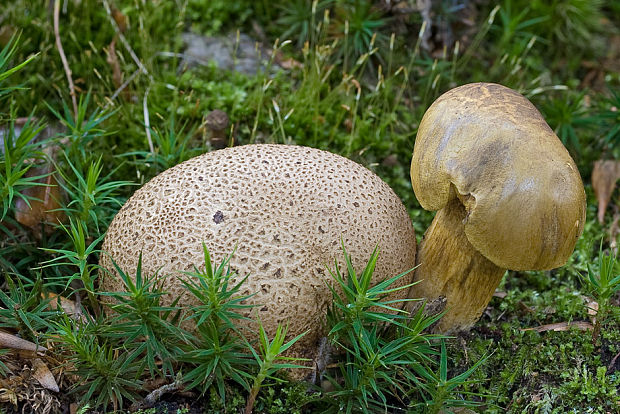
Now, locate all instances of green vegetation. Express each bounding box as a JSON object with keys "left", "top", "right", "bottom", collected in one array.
[{"left": 1, "top": 0, "right": 619, "bottom": 412}]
